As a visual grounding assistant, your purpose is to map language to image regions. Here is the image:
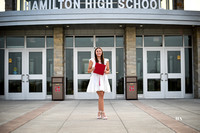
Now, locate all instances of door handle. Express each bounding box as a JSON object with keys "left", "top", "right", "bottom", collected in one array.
[
  {"left": 160, "top": 73, "right": 163, "bottom": 81},
  {"left": 21, "top": 74, "right": 25, "bottom": 82},
  {"left": 26, "top": 74, "right": 29, "bottom": 82},
  {"left": 165, "top": 73, "right": 168, "bottom": 81}
]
